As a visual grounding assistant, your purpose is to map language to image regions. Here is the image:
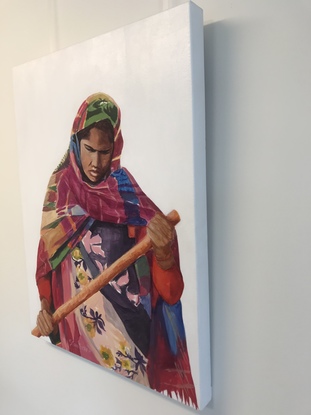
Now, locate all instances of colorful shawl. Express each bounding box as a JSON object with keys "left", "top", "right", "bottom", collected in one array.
[{"left": 35, "top": 93, "right": 197, "bottom": 408}]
